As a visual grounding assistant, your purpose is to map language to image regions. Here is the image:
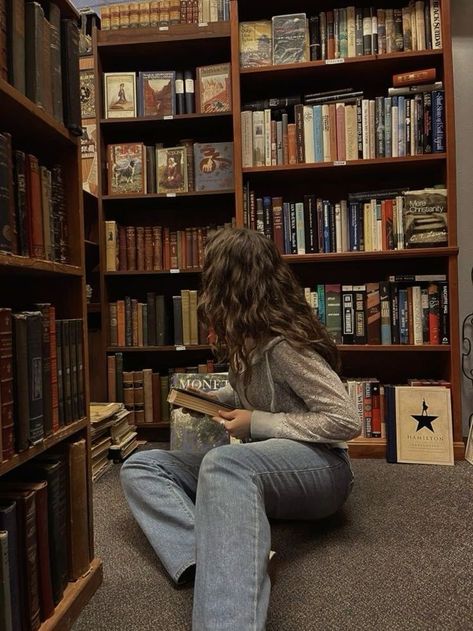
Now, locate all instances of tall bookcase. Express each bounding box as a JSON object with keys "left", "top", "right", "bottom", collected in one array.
[
  {"left": 0, "top": 0, "right": 102, "bottom": 627},
  {"left": 93, "top": 0, "right": 462, "bottom": 459},
  {"left": 93, "top": 18, "right": 236, "bottom": 436}
]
